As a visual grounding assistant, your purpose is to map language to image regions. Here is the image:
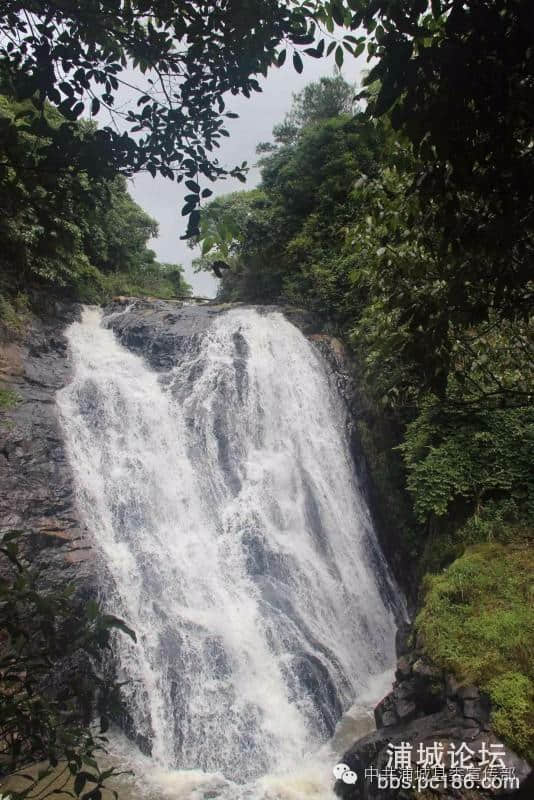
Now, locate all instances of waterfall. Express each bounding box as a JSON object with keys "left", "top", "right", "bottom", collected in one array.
[{"left": 57, "top": 305, "right": 400, "bottom": 798}]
